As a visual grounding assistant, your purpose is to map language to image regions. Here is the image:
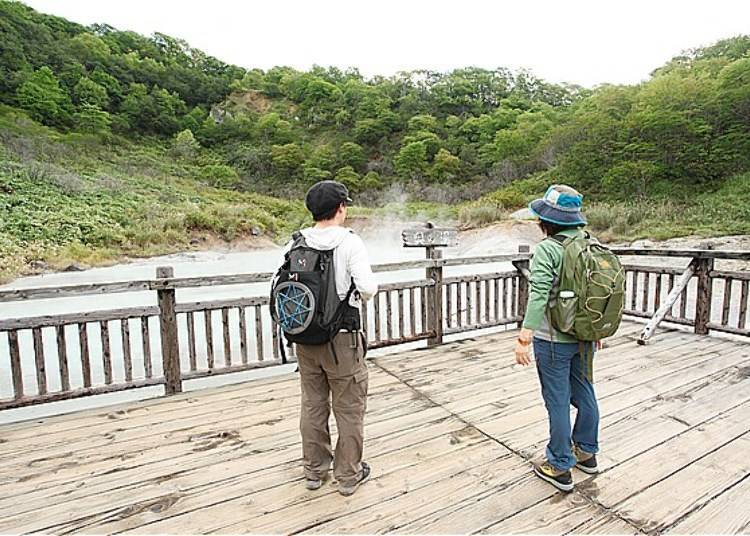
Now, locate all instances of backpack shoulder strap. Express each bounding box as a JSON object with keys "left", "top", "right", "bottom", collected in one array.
[{"left": 549, "top": 234, "right": 567, "bottom": 245}]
